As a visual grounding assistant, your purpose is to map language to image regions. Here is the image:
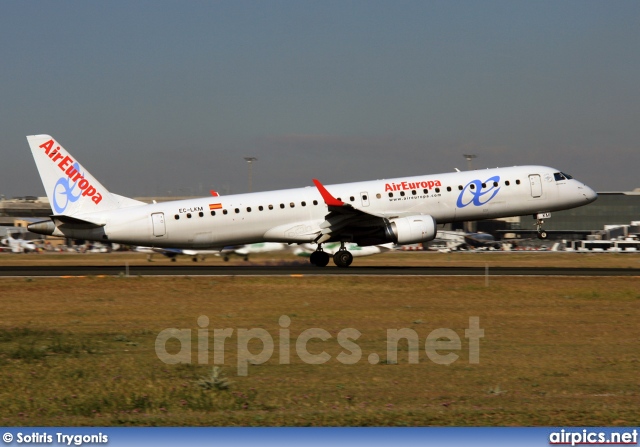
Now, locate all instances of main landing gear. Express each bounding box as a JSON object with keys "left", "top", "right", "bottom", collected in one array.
[{"left": 309, "top": 243, "right": 354, "bottom": 268}]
